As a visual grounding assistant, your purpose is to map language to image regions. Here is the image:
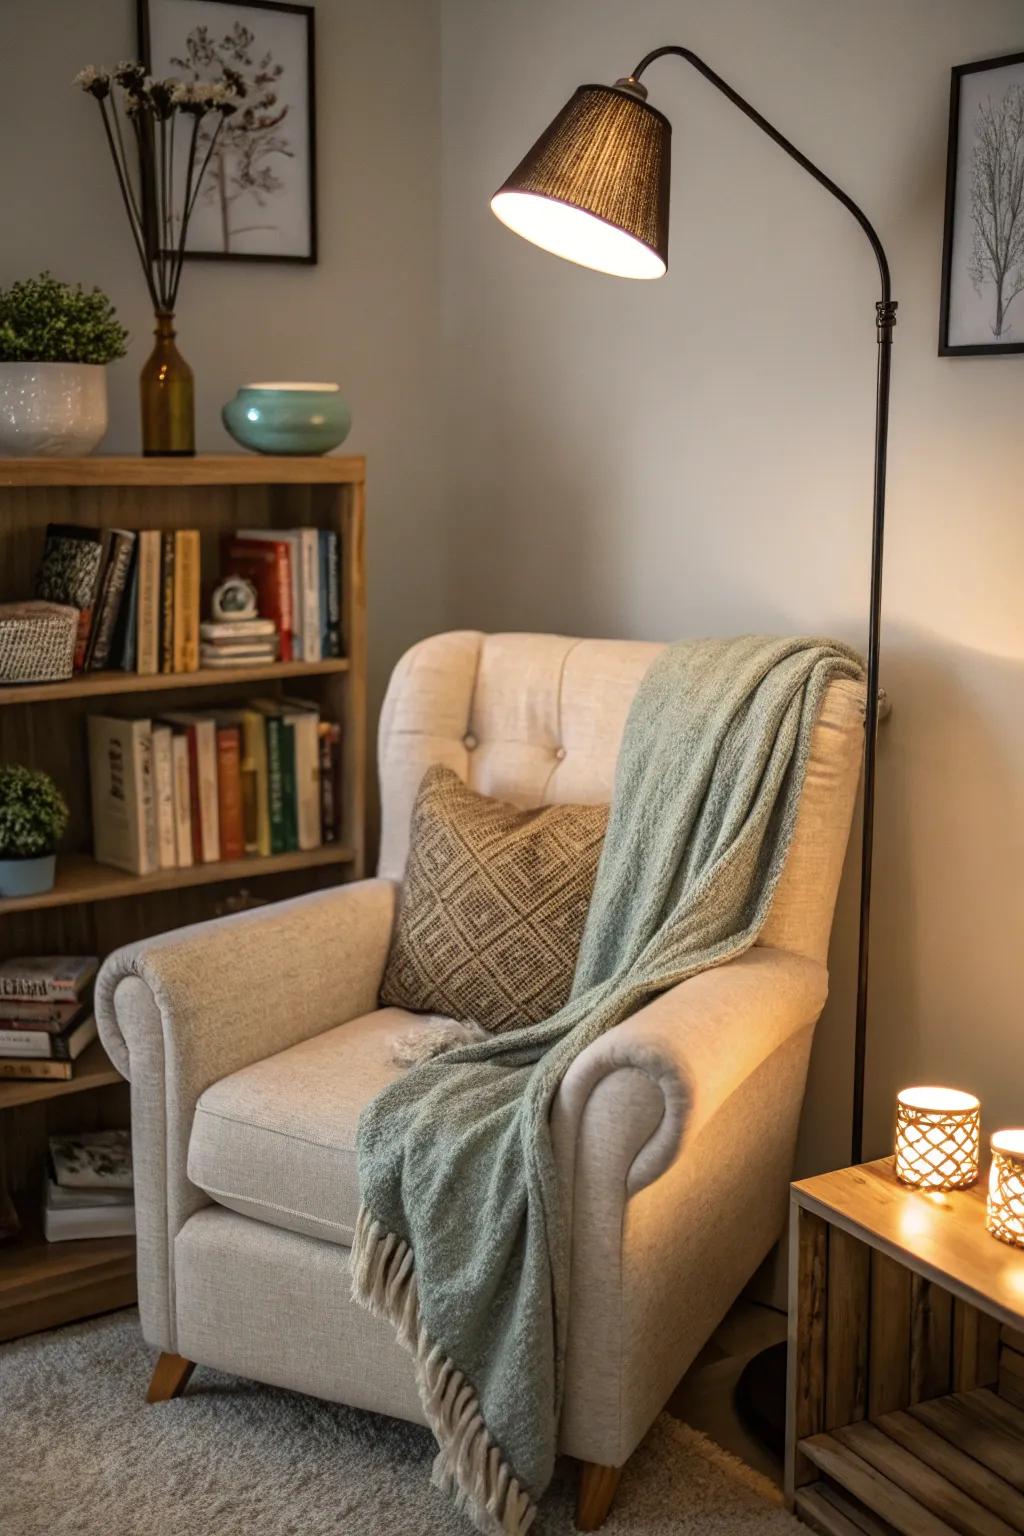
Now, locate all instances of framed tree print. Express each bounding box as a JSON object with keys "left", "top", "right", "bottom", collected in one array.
[
  {"left": 139, "top": 0, "right": 317, "bottom": 263},
  {"left": 939, "top": 51, "right": 1024, "bottom": 355}
]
